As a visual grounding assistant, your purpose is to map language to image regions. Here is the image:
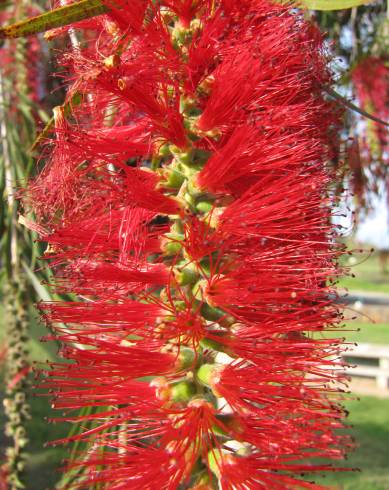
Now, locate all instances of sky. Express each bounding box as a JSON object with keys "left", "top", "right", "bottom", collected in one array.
[{"left": 355, "top": 190, "right": 389, "bottom": 248}]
